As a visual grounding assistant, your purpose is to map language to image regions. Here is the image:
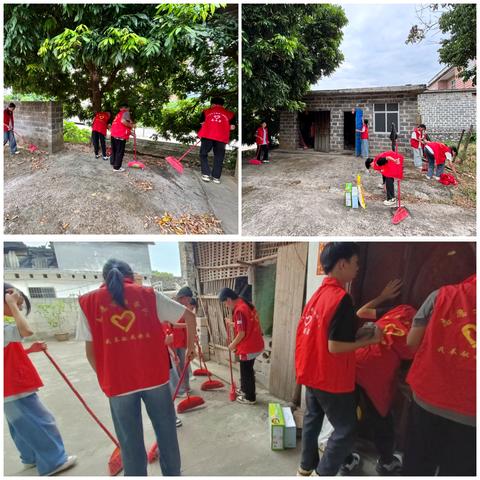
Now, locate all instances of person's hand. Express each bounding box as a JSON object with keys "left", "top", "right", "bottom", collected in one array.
[
  {"left": 380, "top": 279, "right": 402, "bottom": 300},
  {"left": 230, "top": 125, "right": 236, "bottom": 131},
  {"left": 164, "top": 333, "right": 174, "bottom": 346},
  {"left": 228, "top": 342, "right": 236, "bottom": 352},
  {"left": 187, "top": 346, "right": 196, "bottom": 360},
  {"left": 370, "top": 325, "right": 384, "bottom": 344},
  {"left": 5, "top": 289, "right": 21, "bottom": 307},
  {"left": 225, "top": 317, "right": 233, "bottom": 327},
  {"left": 26, "top": 341, "right": 47, "bottom": 354}
]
